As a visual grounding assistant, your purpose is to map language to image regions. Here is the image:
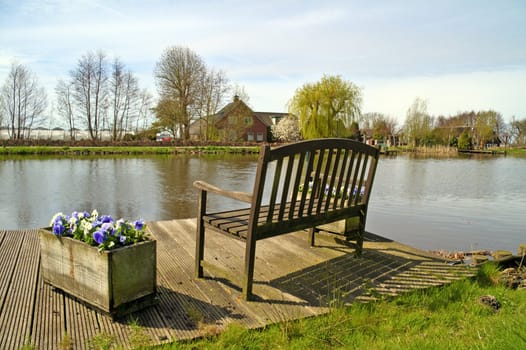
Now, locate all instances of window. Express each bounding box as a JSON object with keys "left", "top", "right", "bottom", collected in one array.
[
  {"left": 245, "top": 116, "right": 252, "bottom": 125},
  {"left": 257, "top": 132, "right": 264, "bottom": 141},
  {"left": 247, "top": 132, "right": 254, "bottom": 141}
]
